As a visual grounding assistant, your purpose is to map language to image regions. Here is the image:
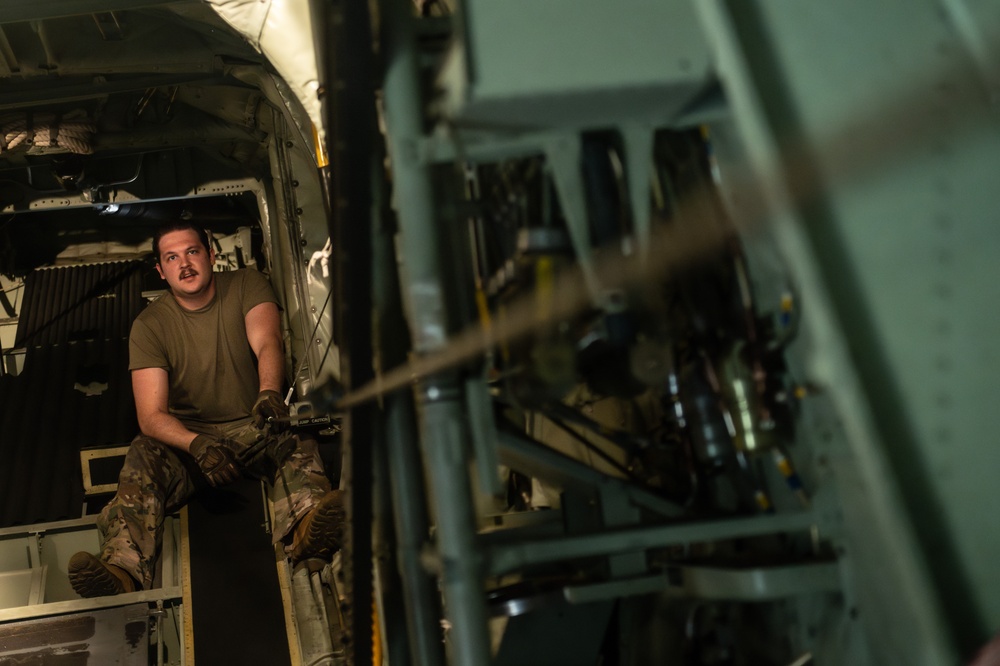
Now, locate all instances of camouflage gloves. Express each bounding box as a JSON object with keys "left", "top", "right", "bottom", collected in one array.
[
  {"left": 189, "top": 389, "right": 290, "bottom": 486},
  {"left": 252, "top": 389, "right": 289, "bottom": 431},
  {"left": 238, "top": 431, "right": 297, "bottom": 480},
  {"left": 189, "top": 434, "right": 240, "bottom": 487}
]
